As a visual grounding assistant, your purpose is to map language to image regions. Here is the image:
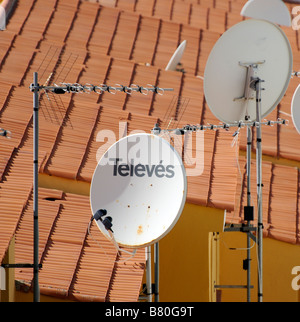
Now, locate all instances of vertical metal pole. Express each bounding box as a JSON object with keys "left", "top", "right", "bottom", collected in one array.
[
  {"left": 255, "top": 79, "right": 263, "bottom": 303},
  {"left": 154, "top": 242, "right": 159, "bottom": 302},
  {"left": 146, "top": 246, "right": 152, "bottom": 302},
  {"left": 33, "top": 72, "right": 40, "bottom": 302},
  {"left": 246, "top": 126, "right": 252, "bottom": 302}
]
